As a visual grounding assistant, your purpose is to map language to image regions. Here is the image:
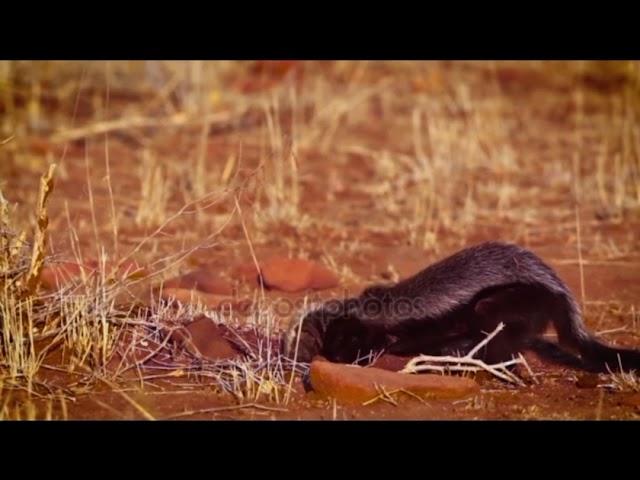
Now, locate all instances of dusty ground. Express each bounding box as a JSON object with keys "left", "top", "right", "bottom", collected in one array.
[{"left": 1, "top": 60, "right": 640, "bottom": 420}]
